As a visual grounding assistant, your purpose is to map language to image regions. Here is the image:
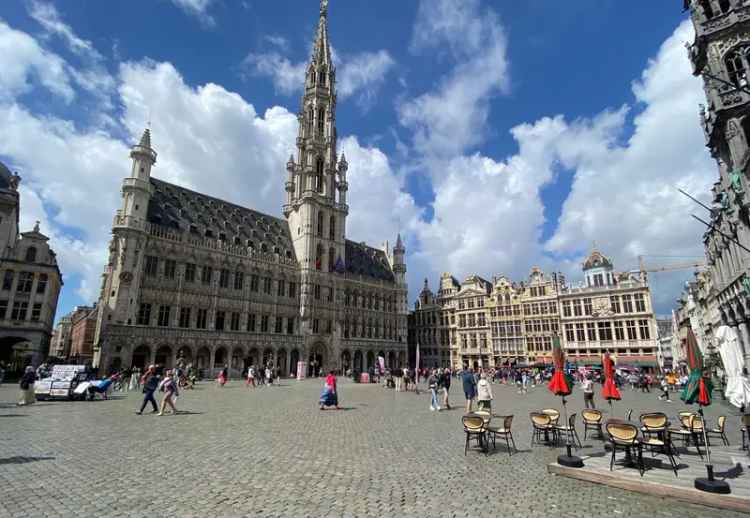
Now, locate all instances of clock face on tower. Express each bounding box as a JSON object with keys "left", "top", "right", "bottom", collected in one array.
[{"left": 119, "top": 271, "right": 134, "bottom": 284}]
